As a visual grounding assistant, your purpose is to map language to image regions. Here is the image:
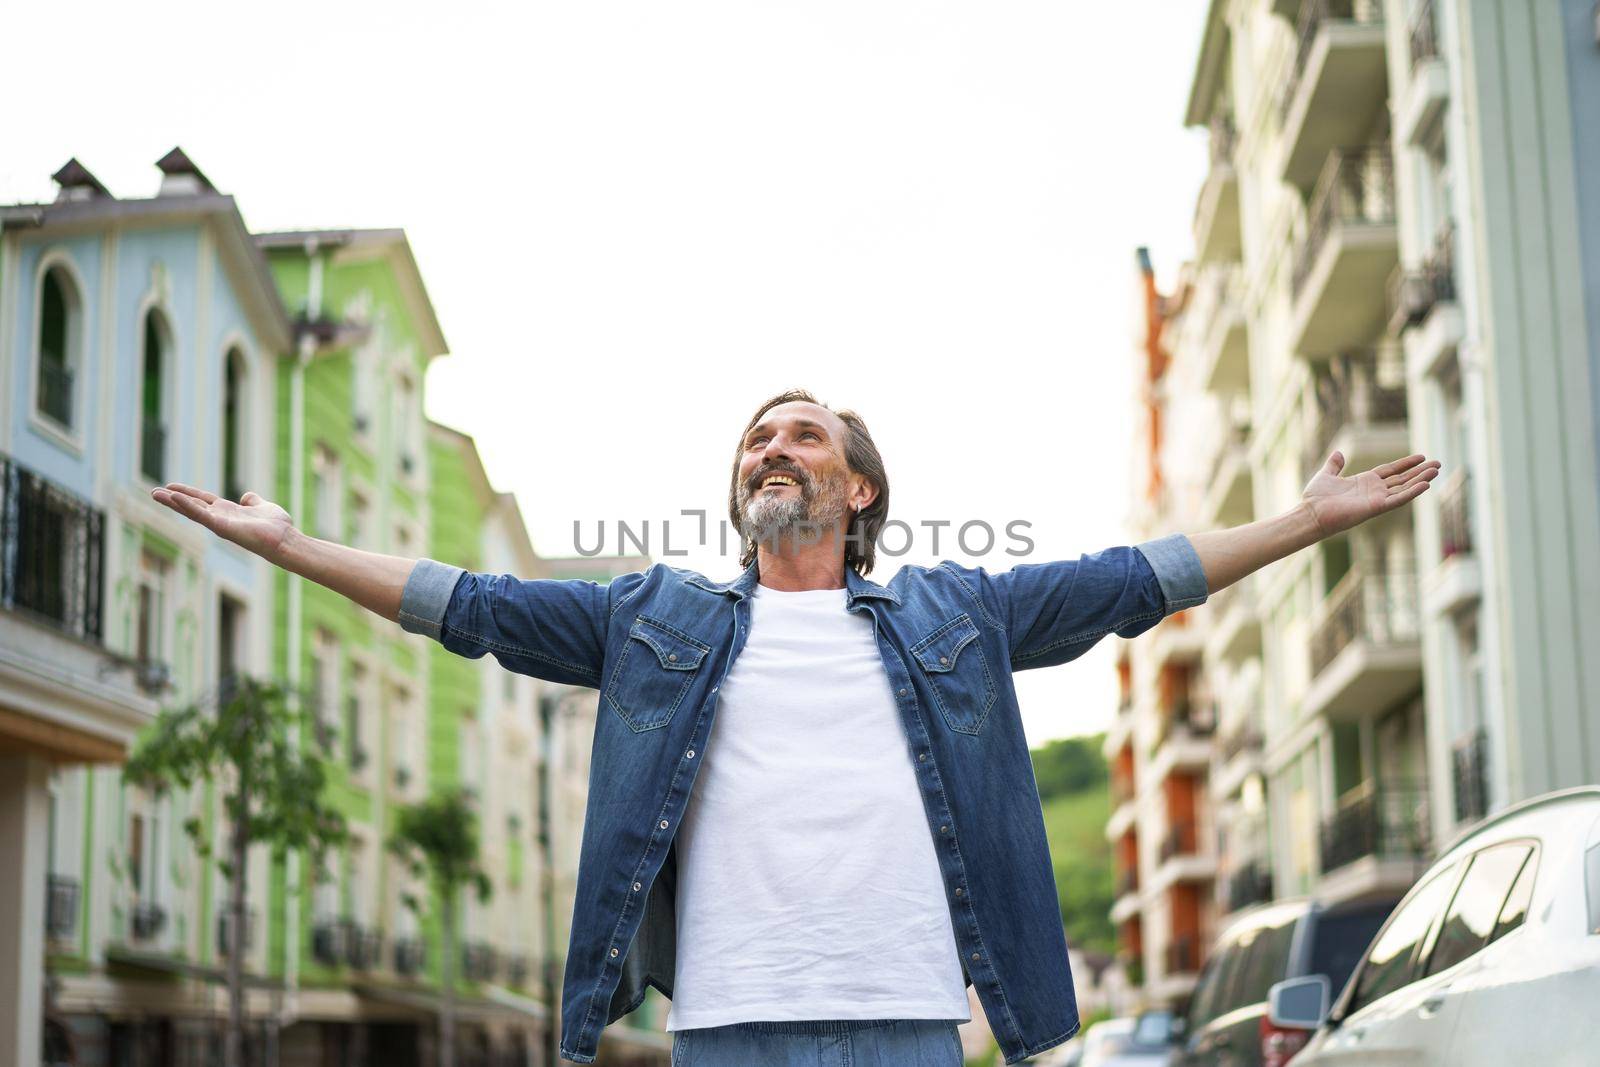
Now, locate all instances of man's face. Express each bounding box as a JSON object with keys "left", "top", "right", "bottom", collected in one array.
[{"left": 735, "top": 401, "right": 857, "bottom": 549}]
